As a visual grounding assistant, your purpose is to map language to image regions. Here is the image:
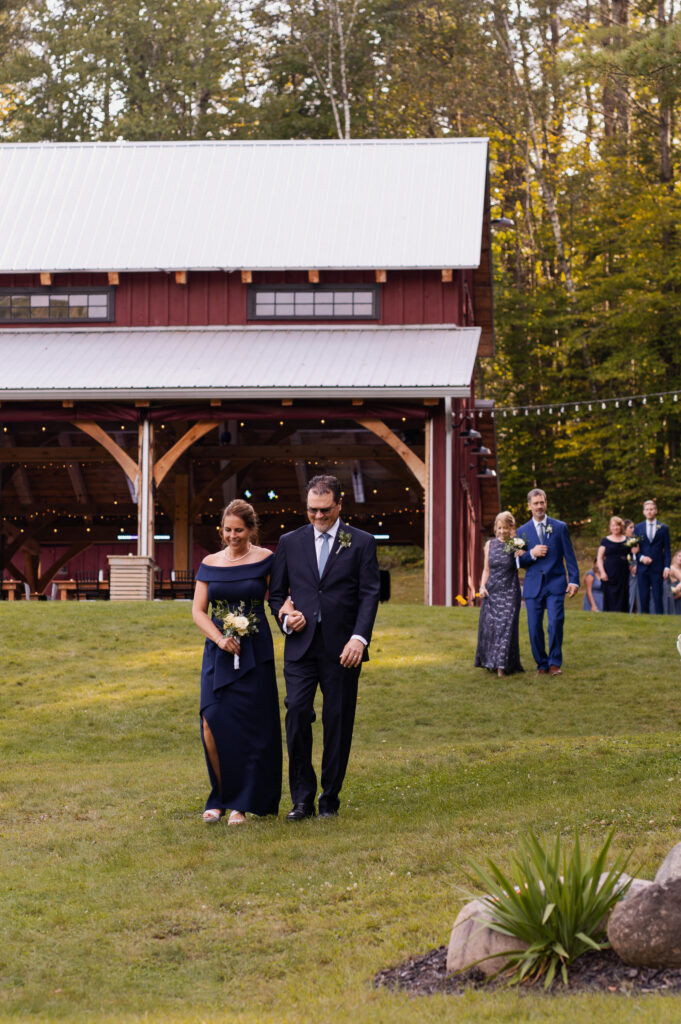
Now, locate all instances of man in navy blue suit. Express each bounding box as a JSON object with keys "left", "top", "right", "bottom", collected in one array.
[
  {"left": 635, "top": 499, "right": 671, "bottom": 614},
  {"left": 269, "top": 475, "right": 380, "bottom": 820},
  {"left": 517, "top": 489, "right": 580, "bottom": 676}
]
